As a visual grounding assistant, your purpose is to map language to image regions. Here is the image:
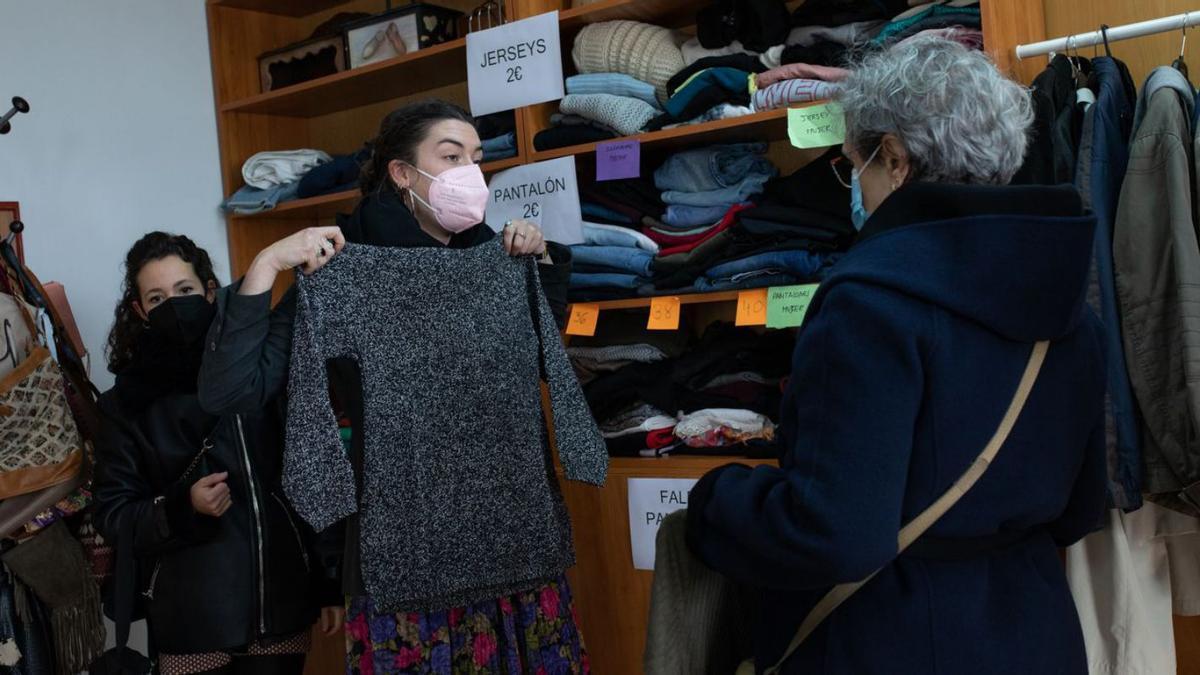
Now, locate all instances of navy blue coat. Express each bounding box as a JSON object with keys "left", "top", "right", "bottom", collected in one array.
[{"left": 687, "top": 182, "right": 1106, "bottom": 674}]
